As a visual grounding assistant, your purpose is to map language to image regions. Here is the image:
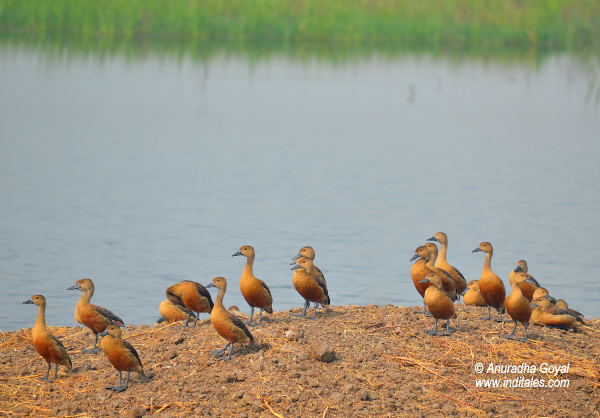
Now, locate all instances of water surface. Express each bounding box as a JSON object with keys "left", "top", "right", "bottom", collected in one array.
[{"left": 1, "top": 47, "right": 599, "bottom": 331}]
